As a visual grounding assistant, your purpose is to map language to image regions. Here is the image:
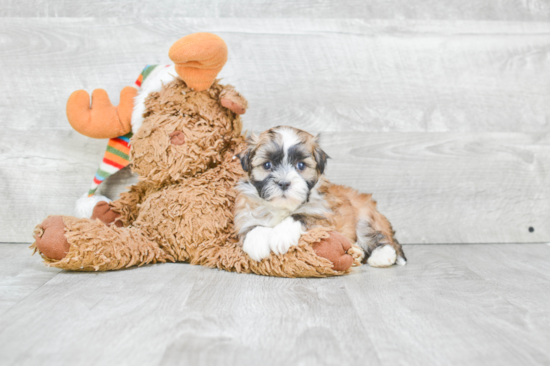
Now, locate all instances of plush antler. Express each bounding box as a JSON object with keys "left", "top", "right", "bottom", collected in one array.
[
  {"left": 168, "top": 33, "right": 228, "bottom": 91},
  {"left": 66, "top": 87, "right": 137, "bottom": 139}
]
